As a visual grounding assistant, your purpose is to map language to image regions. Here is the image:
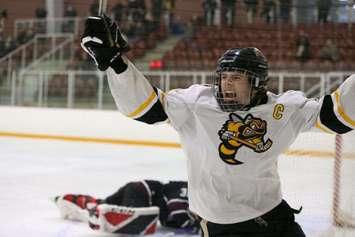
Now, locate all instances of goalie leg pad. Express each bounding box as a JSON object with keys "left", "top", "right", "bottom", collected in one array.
[
  {"left": 89, "top": 204, "right": 159, "bottom": 235},
  {"left": 53, "top": 194, "right": 98, "bottom": 222}
]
